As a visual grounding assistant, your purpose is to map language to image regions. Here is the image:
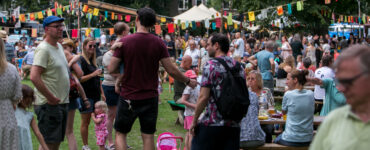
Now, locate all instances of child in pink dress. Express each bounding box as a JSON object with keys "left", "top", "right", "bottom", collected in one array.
[{"left": 91, "top": 101, "right": 108, "bottom": 150}]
